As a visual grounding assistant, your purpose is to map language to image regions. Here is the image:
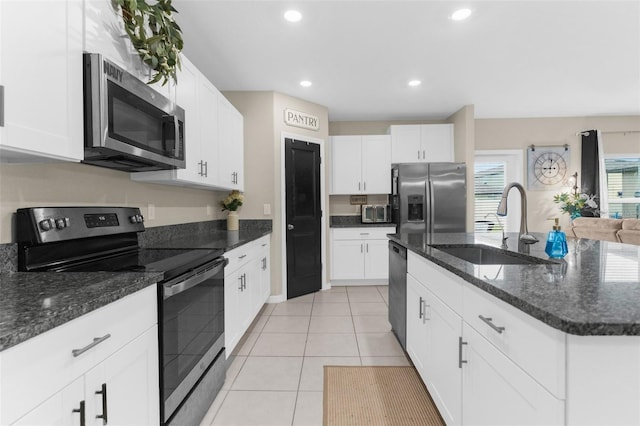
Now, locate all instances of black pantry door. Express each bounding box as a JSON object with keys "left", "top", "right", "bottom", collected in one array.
[{"left": 285, "top": 138, "right": 322, "bottom": 299}]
